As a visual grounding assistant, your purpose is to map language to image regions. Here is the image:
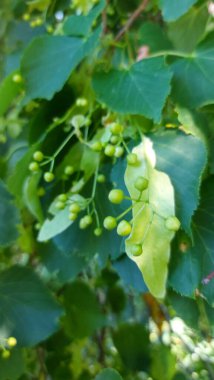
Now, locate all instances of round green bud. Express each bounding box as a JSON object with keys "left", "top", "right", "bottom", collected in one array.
[
  {"left": 55, "top": 201, "right": 65, "bottom": 210},
  {"left": 110, "top": 135, "right": 120, "bottom": 144},
  {"left": 117, "top": 220, "right": 132, "bottom": 236},
  {"left": 44, "top": 172, "right": 55, "bottom": 182},
  {"left": 29, "top": 161, "right": 39, "bottom": 172},
  {"left": 69, "top": 203, "right": 81, "bottom": 213},
  {"left": 64, "top": 165, "right": 74, "bottom": 176},
  {"left": 97, "top": 174, "right": 106, "bottom": 183},
  {"left": 33, "top": 151, "right": 44, "bottom": 162},
  {"left": 12, "top": 74, "right": 22, "bottom": 83},
  {"left": 110, "top": 123, "right": 123, "bottom": 135},
  {"left": 165, "top": 216, "right": 181, "bottom": 231},
  {"left": 7, "top": 337, "right": 17, "bottom": 348},
  {"left": 104, "top": 144, "right": 115, "bottom": 157},
  {"left": 69, "top": 213, "right": 78, "bottom": 221},
  {"left": 79, "top": 215, "right": 93, "bottom": 229},
  {"left": 76, "top": 98, "right": 88, "bottom": 107},
  {"left": 94, "top": 227, "right": 102, "bottom": 237},
  {"left": 115, "top": 146, "right": 124, "bottom": 158},
  {"left": 134, "top": 176, "right": 149, "bottom": 192},
  {"left": 35, "top": 223, "right": 41, "bottom": 230},
  {"left": 91, "top": 141, "right": 103, "bottom": 152},
  {"left": 58, "top": 193, "right": 67, "bottom": 202},
  {"left": 2, "top": 350, "right": 10, "bottom": 359},
  {"left": 37, "top": 187, "right": 45, "bottom": 197},
  {"left": 103, "top": 216, "right": 117, "bottom": 230},
  {"left": 127, "top": 153, "right": 139, "bottom": 166},
  {"left": 130, "top": 244, "right": 143, "bottom": 257},
  {"left": 108, "top": 189, "right": 124, "bottom": 204}
]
